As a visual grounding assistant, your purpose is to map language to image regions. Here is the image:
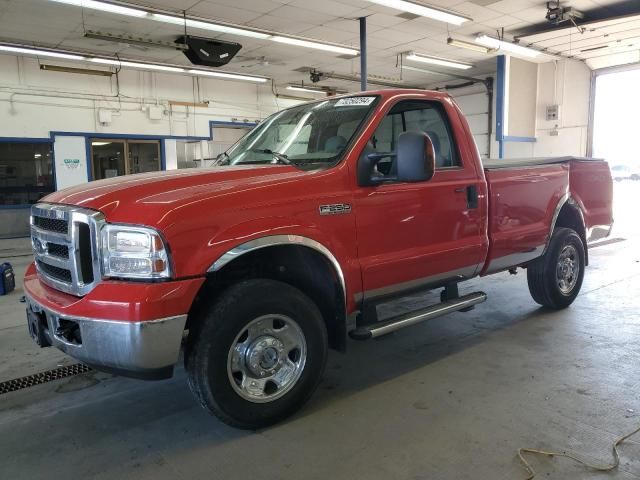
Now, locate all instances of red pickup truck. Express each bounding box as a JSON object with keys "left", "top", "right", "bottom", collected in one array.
[{"left": 24, "top": 89, "right": 613, "bottom": 428}]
